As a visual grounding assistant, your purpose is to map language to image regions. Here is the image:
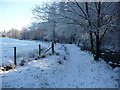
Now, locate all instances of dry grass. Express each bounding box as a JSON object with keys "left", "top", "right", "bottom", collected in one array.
[{"left": 1, "top": 65, "right": 16, "bottom": 71}]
